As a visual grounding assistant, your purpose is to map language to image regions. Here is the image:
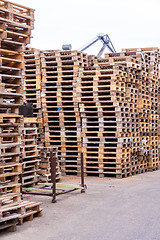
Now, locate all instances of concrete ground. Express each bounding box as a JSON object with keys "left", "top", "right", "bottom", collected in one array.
[{"left": 1, "top": 170, "right": 160, "bottom": 240}]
